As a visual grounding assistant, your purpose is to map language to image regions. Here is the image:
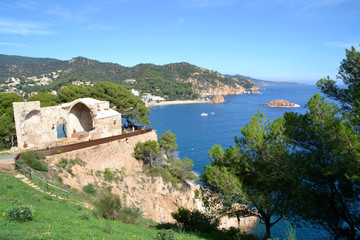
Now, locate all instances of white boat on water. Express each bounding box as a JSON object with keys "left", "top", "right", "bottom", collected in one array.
[
  {"left": 210, "top": 112, "right": 215, "bottom": 115},
  {"left": 201, "top": 113, "right": 208, "bottom": 117}
]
